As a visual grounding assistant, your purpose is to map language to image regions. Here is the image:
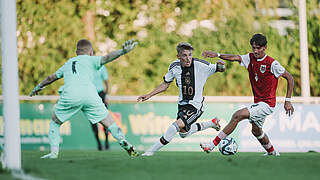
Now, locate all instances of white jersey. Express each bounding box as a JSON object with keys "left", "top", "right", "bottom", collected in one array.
[{"left": 163, "top": 58, "right": 217, "bottom": 110}]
